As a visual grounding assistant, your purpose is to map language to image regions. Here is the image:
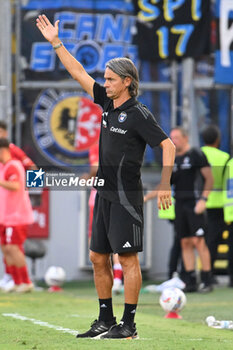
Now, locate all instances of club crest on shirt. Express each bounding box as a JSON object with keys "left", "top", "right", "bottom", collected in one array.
[
  {"left": 118, "top": 111, "right": 127, "bottom": 123},
  {"left": 181, "top": 156, "right": 191, "bottom": 169}
]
